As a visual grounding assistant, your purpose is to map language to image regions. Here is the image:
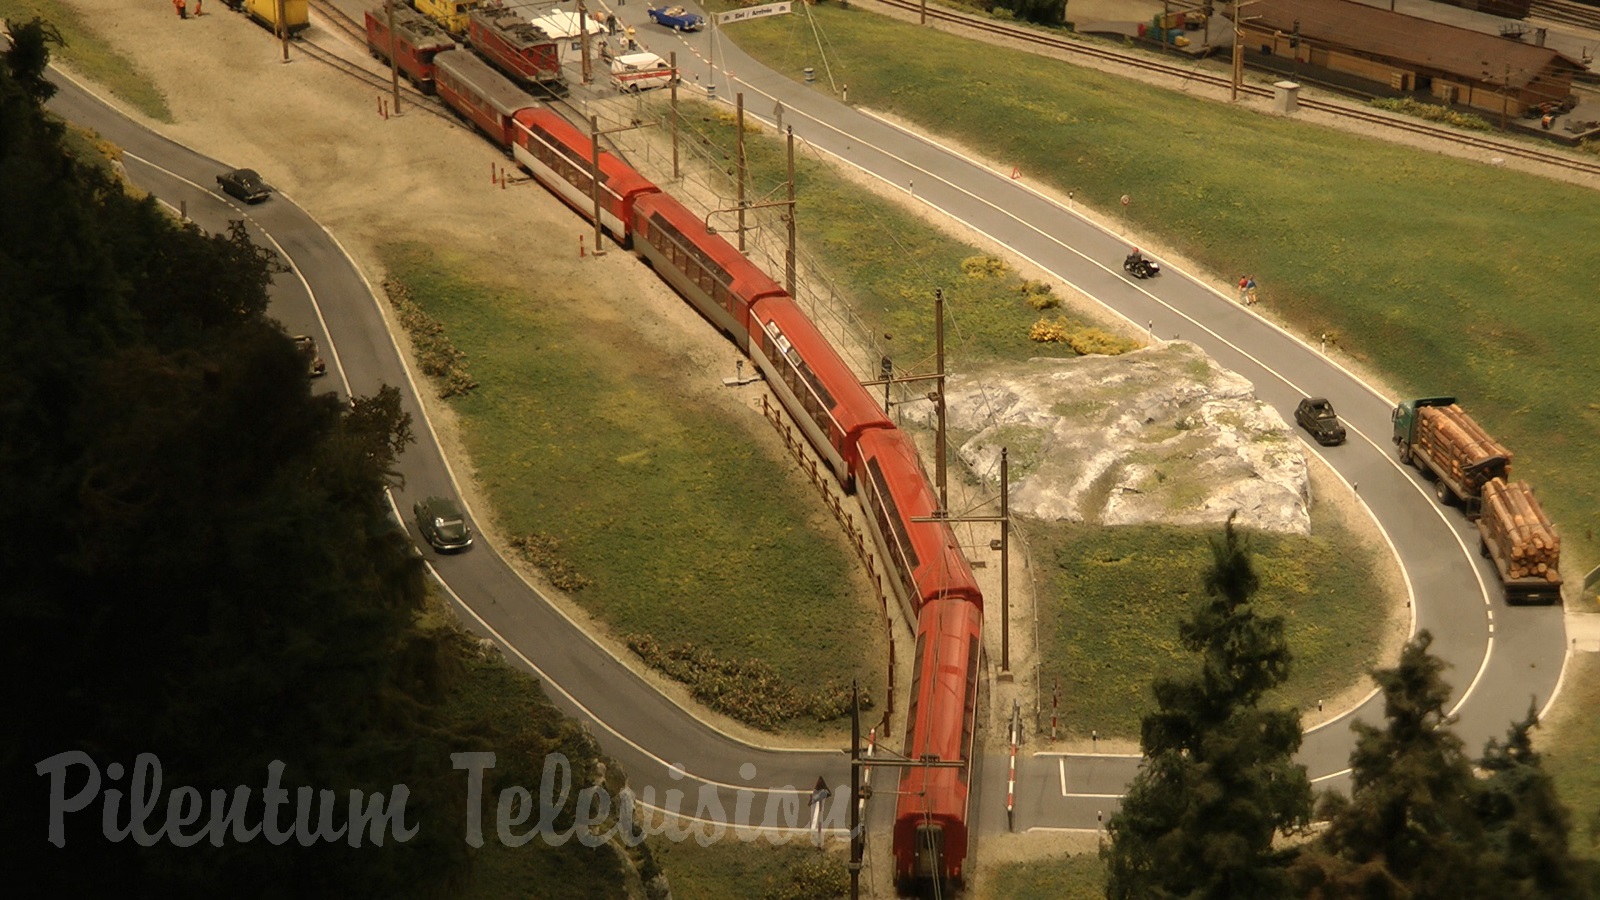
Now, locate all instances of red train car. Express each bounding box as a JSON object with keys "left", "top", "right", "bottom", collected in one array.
[
  {"left": 365, "top": 4, "right": 456, "bottom": 94},
  {"left": 509, "top": 109, "right": 658, "bottom": 245},
  {"left": 433, "top": 49, "right": 536, "bottom": 150},
  {"left": 467, "top": 7, "right": 562, "bottom": 93},
  {"left": 855, "top": 428, "right": 983, "bottom": 621},
  {"left": 894, "top": 596, "right": 983, "bottom": 889},
  {"left": 746, "top": 296, "right": 891, "bottom": 489},
  {"left": 631, "top": 192, "right": 787, "bottom": 349}
]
